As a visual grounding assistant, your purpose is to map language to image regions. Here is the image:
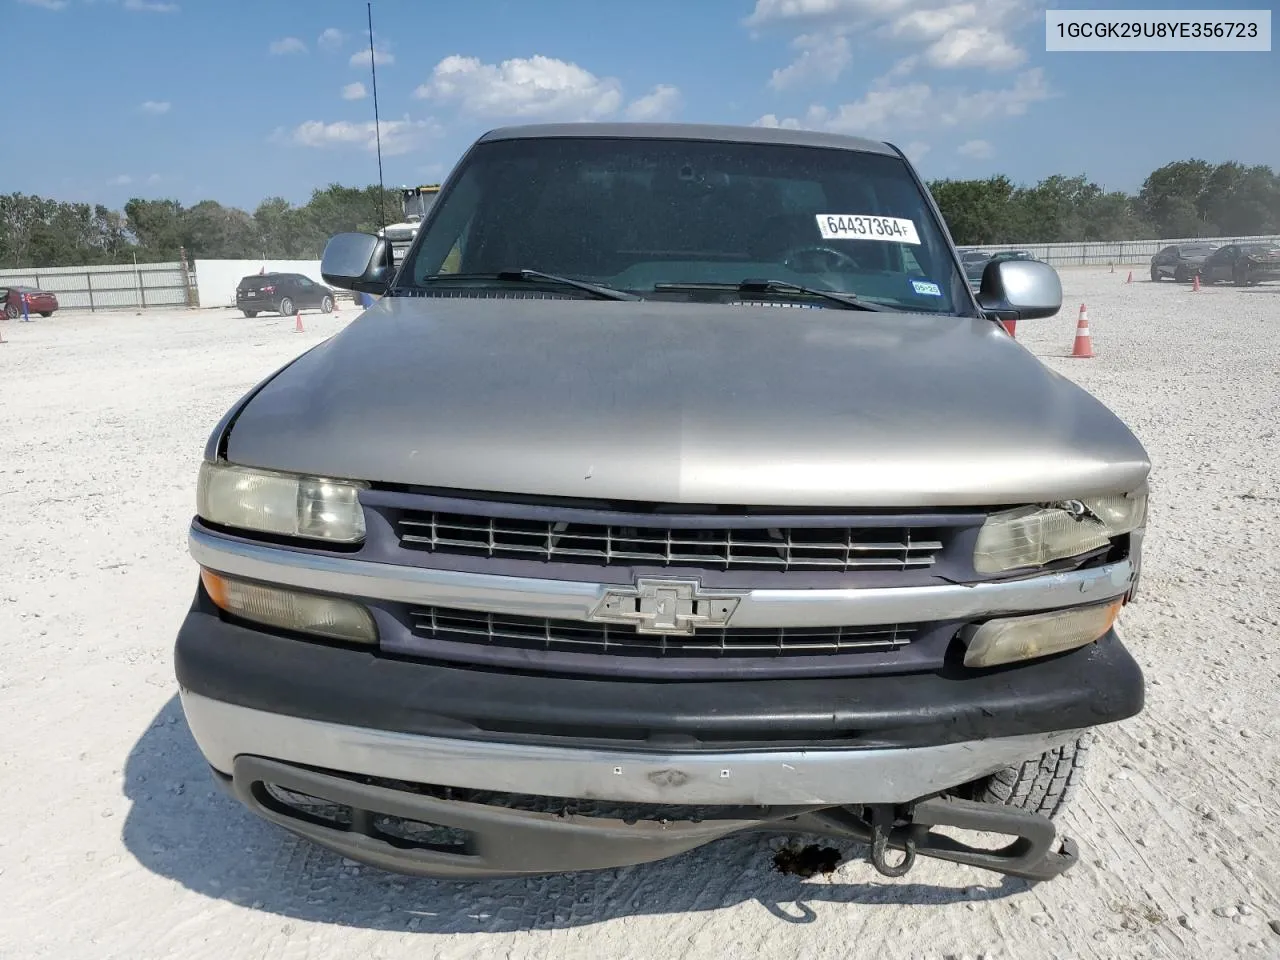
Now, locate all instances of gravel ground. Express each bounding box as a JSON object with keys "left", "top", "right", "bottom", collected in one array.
[{"left": 1, "top": 271, "right": 1278, "bottom": 960}]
